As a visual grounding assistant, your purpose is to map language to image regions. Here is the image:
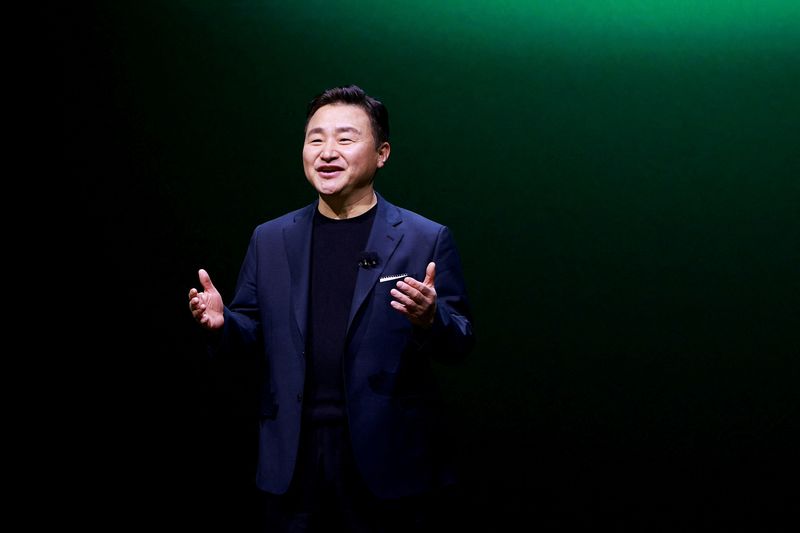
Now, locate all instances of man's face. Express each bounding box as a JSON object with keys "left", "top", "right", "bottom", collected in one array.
[{"left": 303, "top": 104, "right": 388, "bottom": 201}]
